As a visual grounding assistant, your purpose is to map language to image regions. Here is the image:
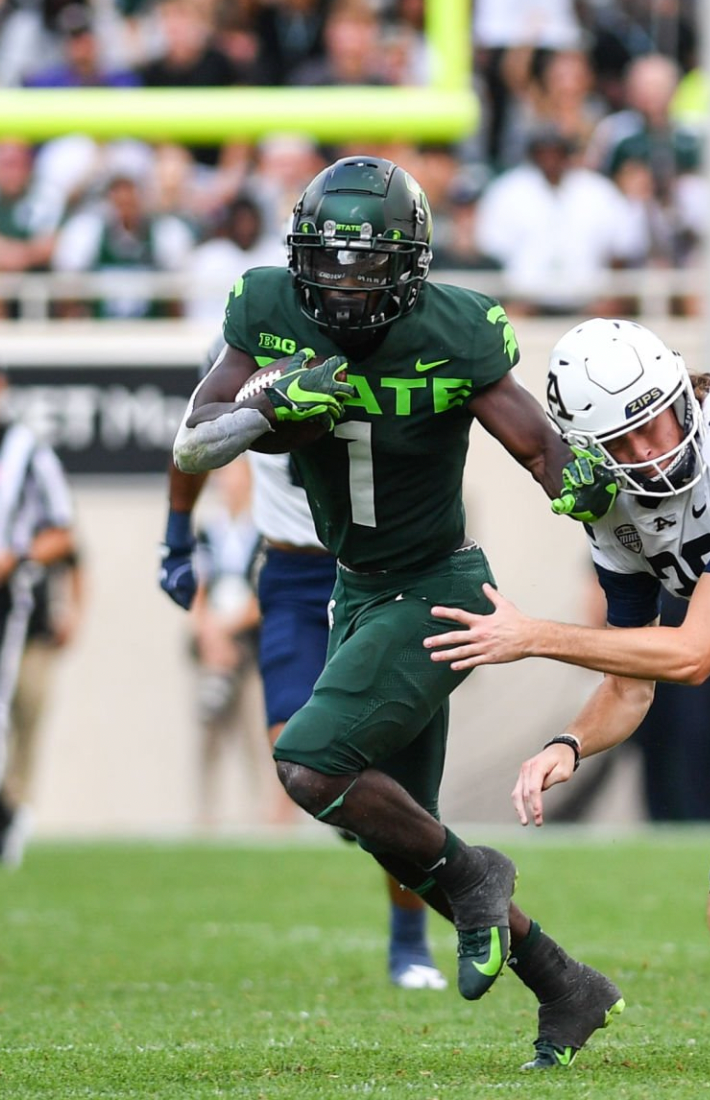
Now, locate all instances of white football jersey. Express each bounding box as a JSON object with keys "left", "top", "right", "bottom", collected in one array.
[
  {"left": 588, "top": 399, "right": 710, "bottom": 602},
  {"left": 247, "top": 451, "right": 323, "bottom": 548}
]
